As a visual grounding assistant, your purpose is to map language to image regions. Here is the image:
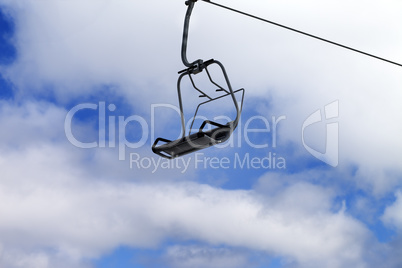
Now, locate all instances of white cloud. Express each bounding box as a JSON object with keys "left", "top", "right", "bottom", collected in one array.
[
  {"left": 0, "top": 100, "right": 69, "bottom": 149},
  {"left": 163, "top": 245, "right": 249, "bottom": 268},
  {"left": 0, "top": 246, "right": 91, "bottom": 268},
  {"left": 382, "top": 191, "right": 402, "bottom": 232},
  {"left": 0, "top": 140, "right": 375, "bottom": 268},
  {"left": 1, "top": 0, "right": 184, "bottom": 106},
  {"left": 0, "top": 100, "right": 395, "bottom": 268}
]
